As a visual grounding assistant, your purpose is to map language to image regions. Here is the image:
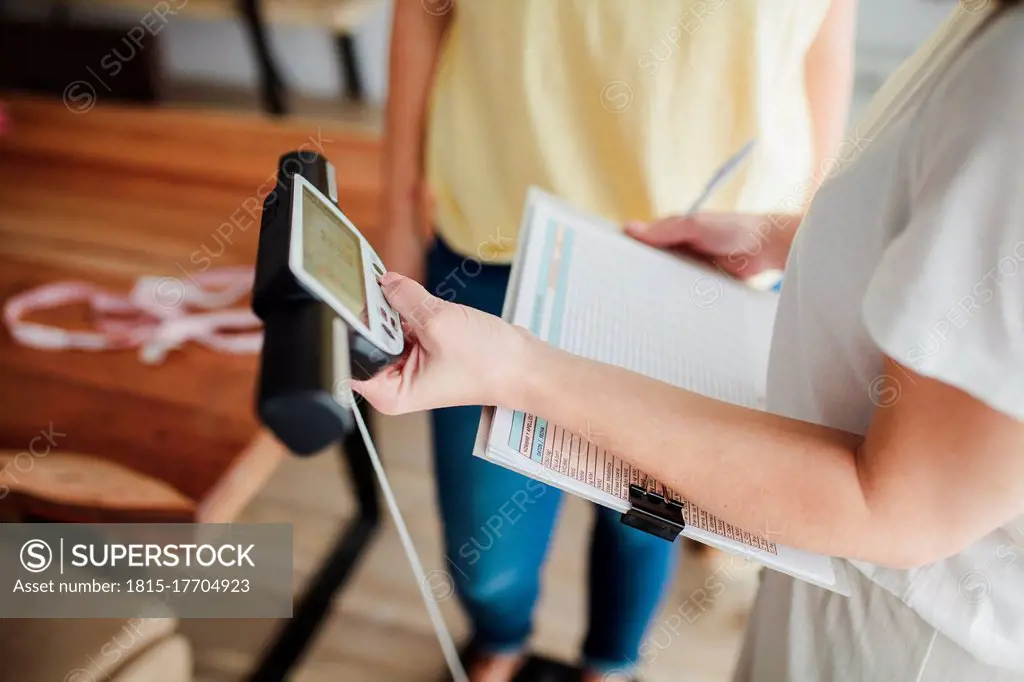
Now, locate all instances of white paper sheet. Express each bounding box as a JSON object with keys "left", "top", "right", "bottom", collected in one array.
[{"left": 478, "top": 188, "right": 844, "bottom": 592}]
